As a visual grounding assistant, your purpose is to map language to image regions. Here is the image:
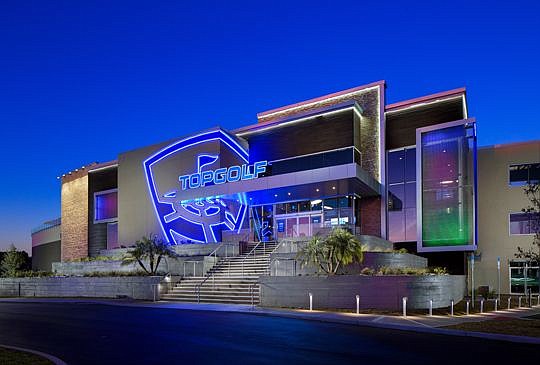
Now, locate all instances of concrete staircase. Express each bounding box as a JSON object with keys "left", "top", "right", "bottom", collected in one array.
[{"left": 161, "top": 242, "right": 277, "bottom": 304}]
